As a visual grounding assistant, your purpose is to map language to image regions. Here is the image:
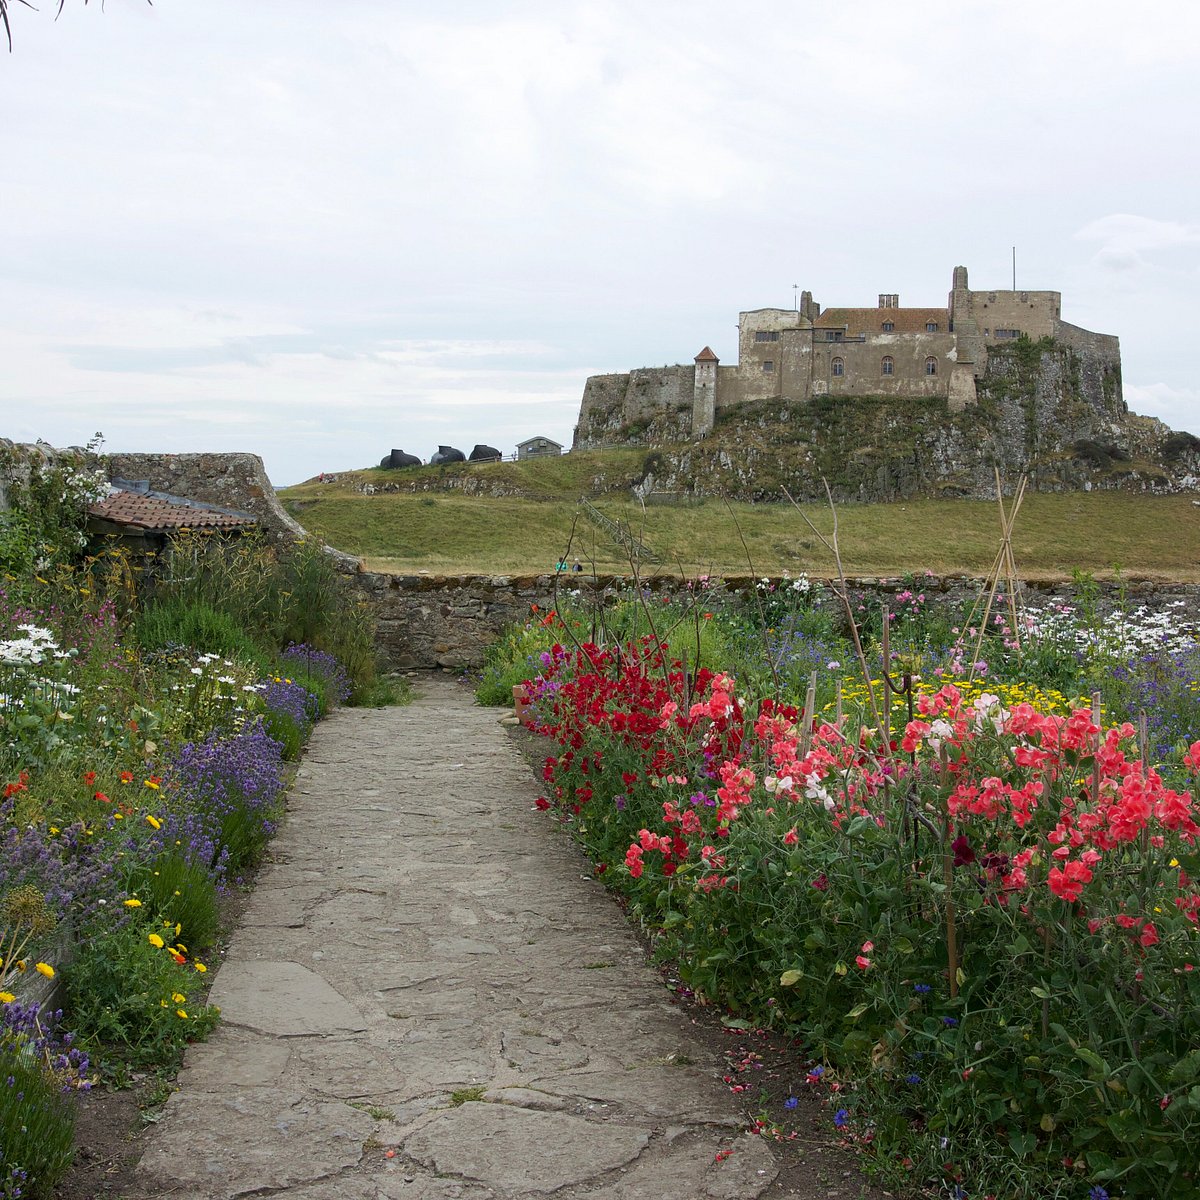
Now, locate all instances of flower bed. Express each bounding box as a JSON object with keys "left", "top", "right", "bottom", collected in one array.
[
  {"left": 0, "top": 452, "right": 401, "bottom": 1196},
  {"left": 497, "top": 579, "right": 1200, "bottom": 1198}
]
